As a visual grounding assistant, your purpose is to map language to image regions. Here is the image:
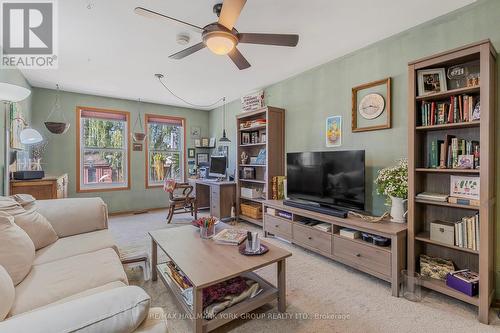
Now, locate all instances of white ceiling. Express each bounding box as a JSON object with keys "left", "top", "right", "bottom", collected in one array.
[{"left": 21, "top": 0, "right": 476, "bottom": 110}]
